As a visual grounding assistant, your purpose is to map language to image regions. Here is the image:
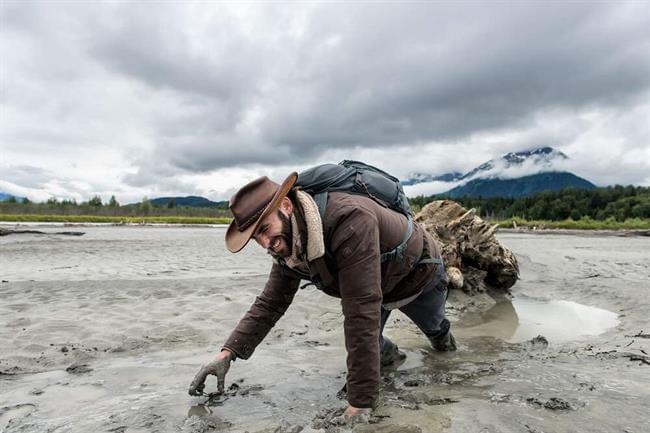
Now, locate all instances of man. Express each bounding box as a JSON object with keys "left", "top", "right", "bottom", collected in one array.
[{"left": 189, "top": 172, "right": 456, "bottom": 421}]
